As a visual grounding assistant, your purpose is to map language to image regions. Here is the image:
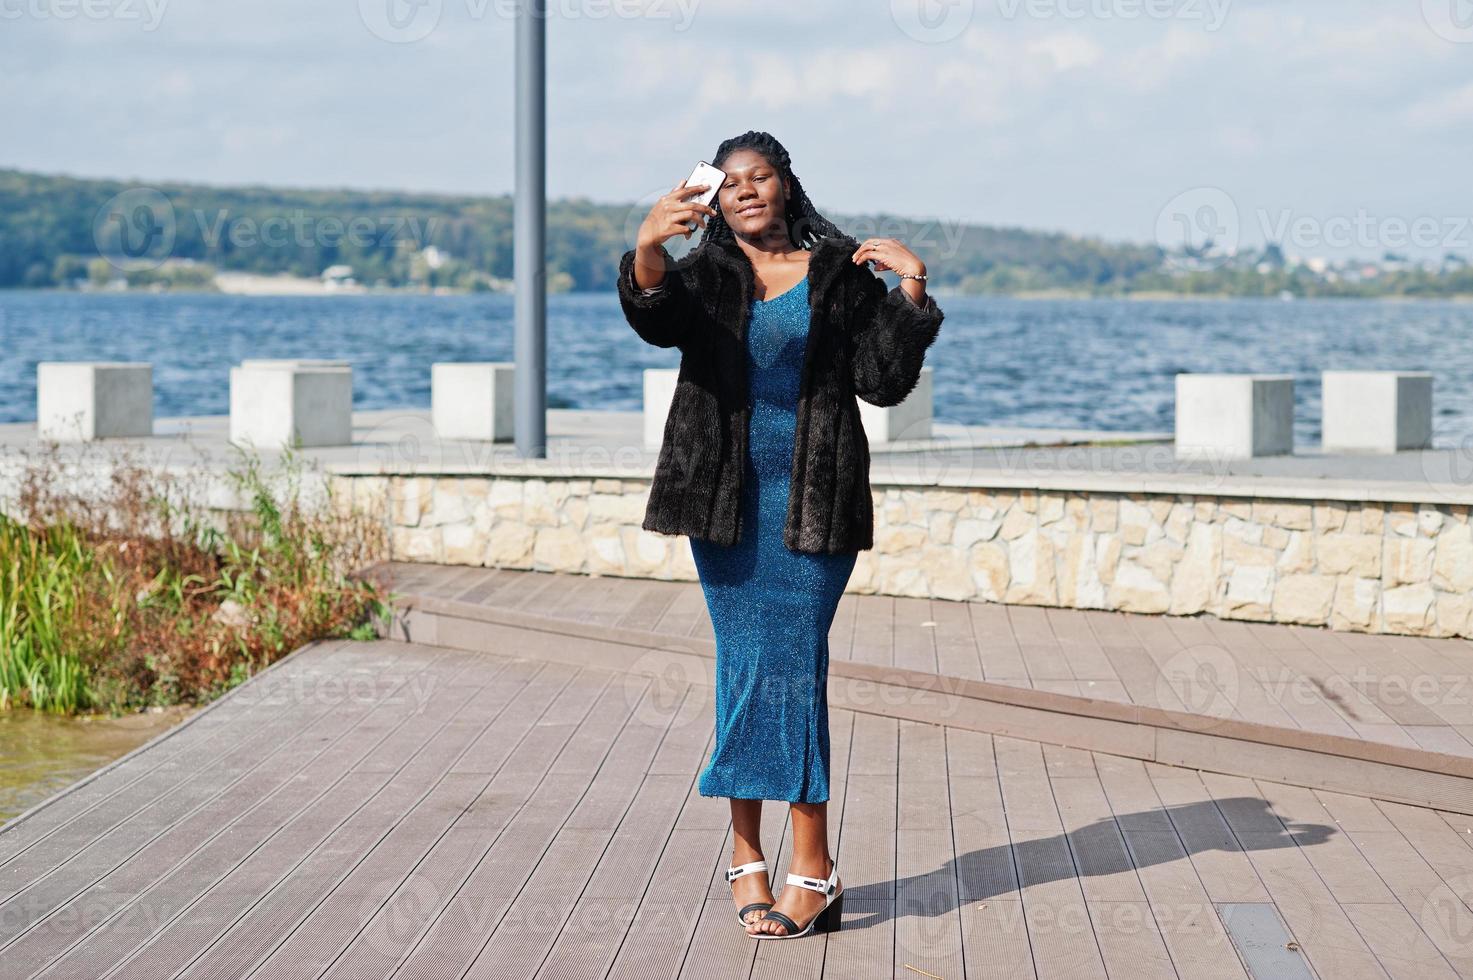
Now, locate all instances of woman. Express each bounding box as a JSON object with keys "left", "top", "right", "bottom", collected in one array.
[{"left": 617, "top": 130, "right": 943, "bottom": 939}]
